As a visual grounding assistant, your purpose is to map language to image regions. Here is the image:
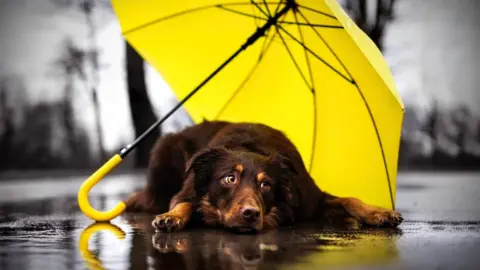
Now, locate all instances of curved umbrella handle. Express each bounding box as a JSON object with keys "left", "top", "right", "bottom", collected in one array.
[{"left": 78, "top": 154, "right": 126, "bottom": 221}]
